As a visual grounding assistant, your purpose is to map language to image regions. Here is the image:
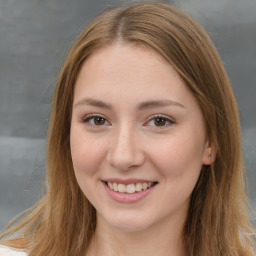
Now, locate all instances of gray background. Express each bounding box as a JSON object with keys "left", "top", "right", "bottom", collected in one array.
[{"left": 0, "top": 0, "right": 255, "bottom": 231}]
